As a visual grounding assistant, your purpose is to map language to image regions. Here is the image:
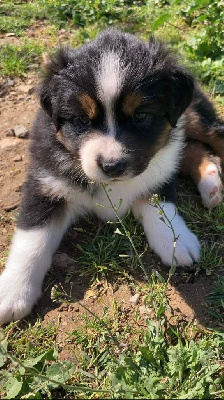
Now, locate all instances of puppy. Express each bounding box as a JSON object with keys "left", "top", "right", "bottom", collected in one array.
[{"left": 1, "top": 28, "right": 222, "bottom": 324}]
